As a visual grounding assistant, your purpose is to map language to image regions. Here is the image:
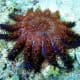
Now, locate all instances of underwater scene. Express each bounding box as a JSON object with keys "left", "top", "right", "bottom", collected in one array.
[{"left": 0, "top": 0, "right": 80, "bottom": 80}]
